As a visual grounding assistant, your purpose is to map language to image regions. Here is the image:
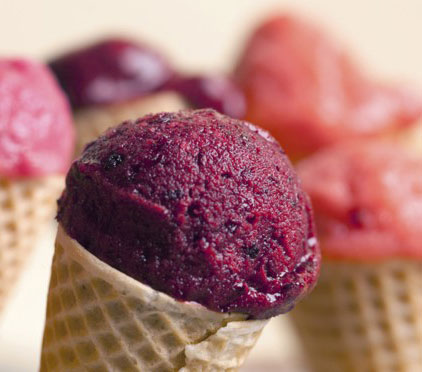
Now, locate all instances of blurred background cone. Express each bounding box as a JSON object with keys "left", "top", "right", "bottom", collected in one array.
[
  {"left": 290, "top": 260, "right": 422, "bottom": 372},
  {"left": 0, "top": 176, "right": 64, "bottom": 314}
]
